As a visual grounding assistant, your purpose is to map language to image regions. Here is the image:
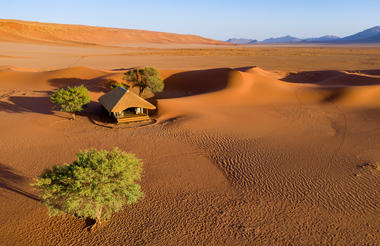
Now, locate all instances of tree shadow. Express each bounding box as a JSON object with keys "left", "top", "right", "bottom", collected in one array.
[
  {"left": 48, "top": 77, "right": 86, "bottom": 88},
  {"left": 0, "top": 163, "right": 40, "bottom": 201},
  {"left": 156, "top": 68, "right": 232, "bottom": 99},
  {"left": 7, "top": 96, "right": 54, "bottom": 115},
  {"left": 0, "top": 101, "right": 31, "bottom": 113},
  {"left": 48, "top": 77, "right": 116, "bottom": 93},
  {"left": 111, "top": 67, "right": 136, "bottom": 71},
  {"left": 2, "top": 96, "right": 114, "bottom": 122}
]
